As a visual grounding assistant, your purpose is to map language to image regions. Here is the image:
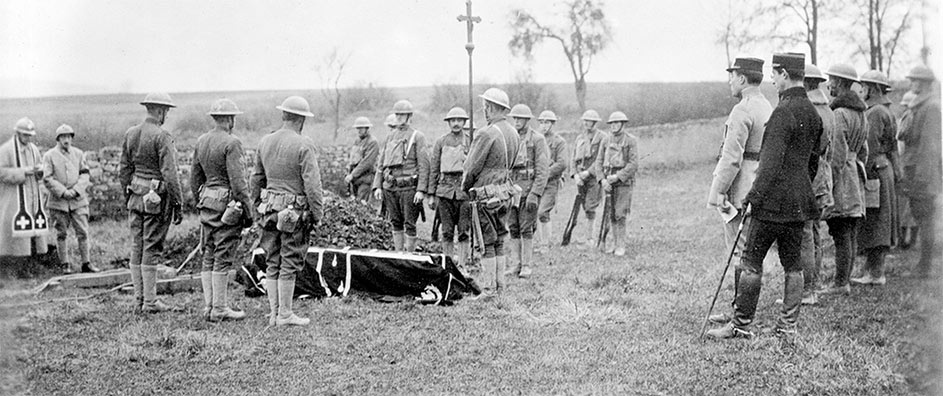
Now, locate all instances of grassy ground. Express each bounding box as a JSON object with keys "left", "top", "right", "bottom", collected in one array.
[{"left": 1, "top": 157, "right": 940, "bottom": 395}]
